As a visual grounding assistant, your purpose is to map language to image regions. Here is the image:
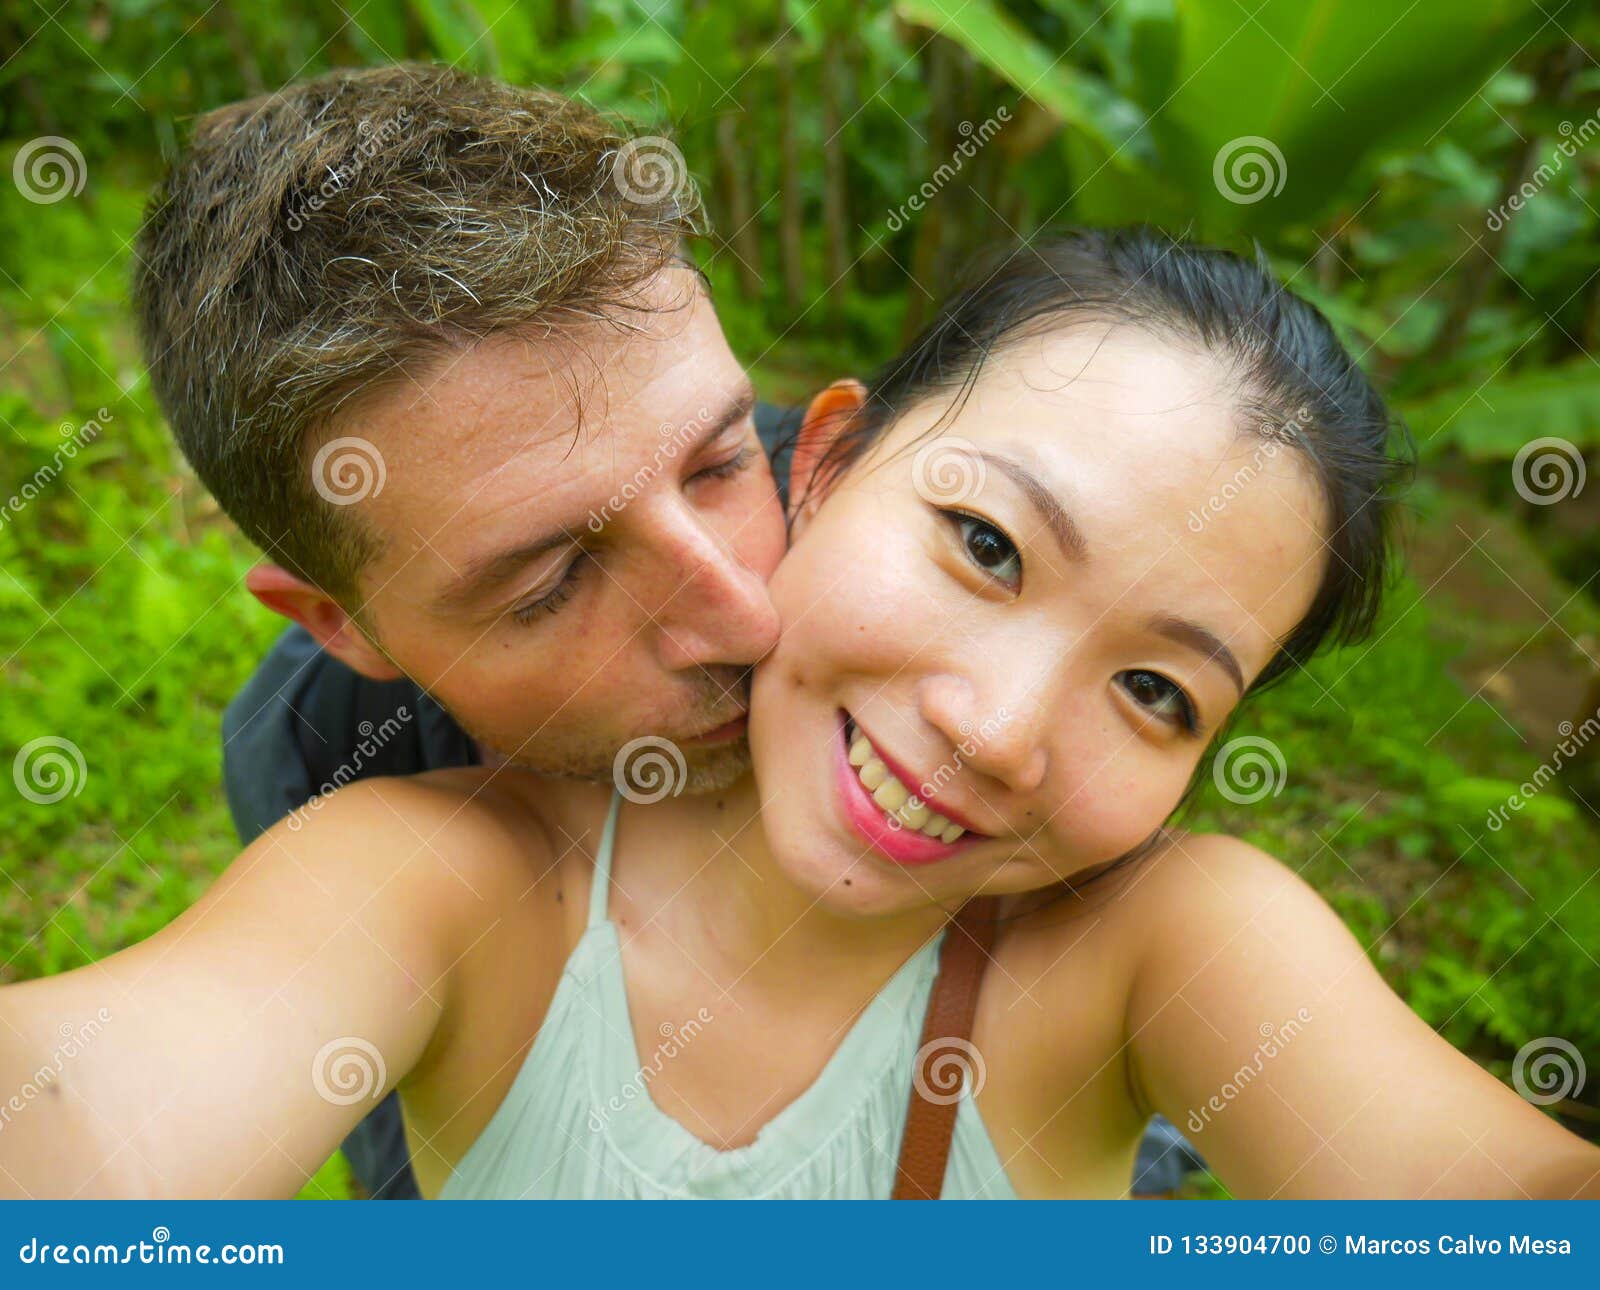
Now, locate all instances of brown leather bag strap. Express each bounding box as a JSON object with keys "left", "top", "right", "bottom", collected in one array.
[{"left": 891, "top": 896, "right": 1000, "bottom": 1200}]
